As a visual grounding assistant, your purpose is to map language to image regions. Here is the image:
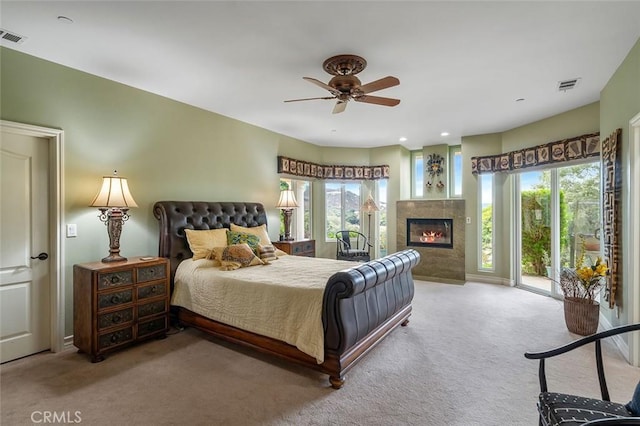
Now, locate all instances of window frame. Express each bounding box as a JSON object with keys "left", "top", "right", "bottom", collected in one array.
[
  {"left": 449, "top": 145, "right": 462, "bottom": 198},
  {"left": 478, "top": 173, "right": 495, "bottom": 272},
  {"left": 324, "top": 181, "right": 363, "bottom": 242}
]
